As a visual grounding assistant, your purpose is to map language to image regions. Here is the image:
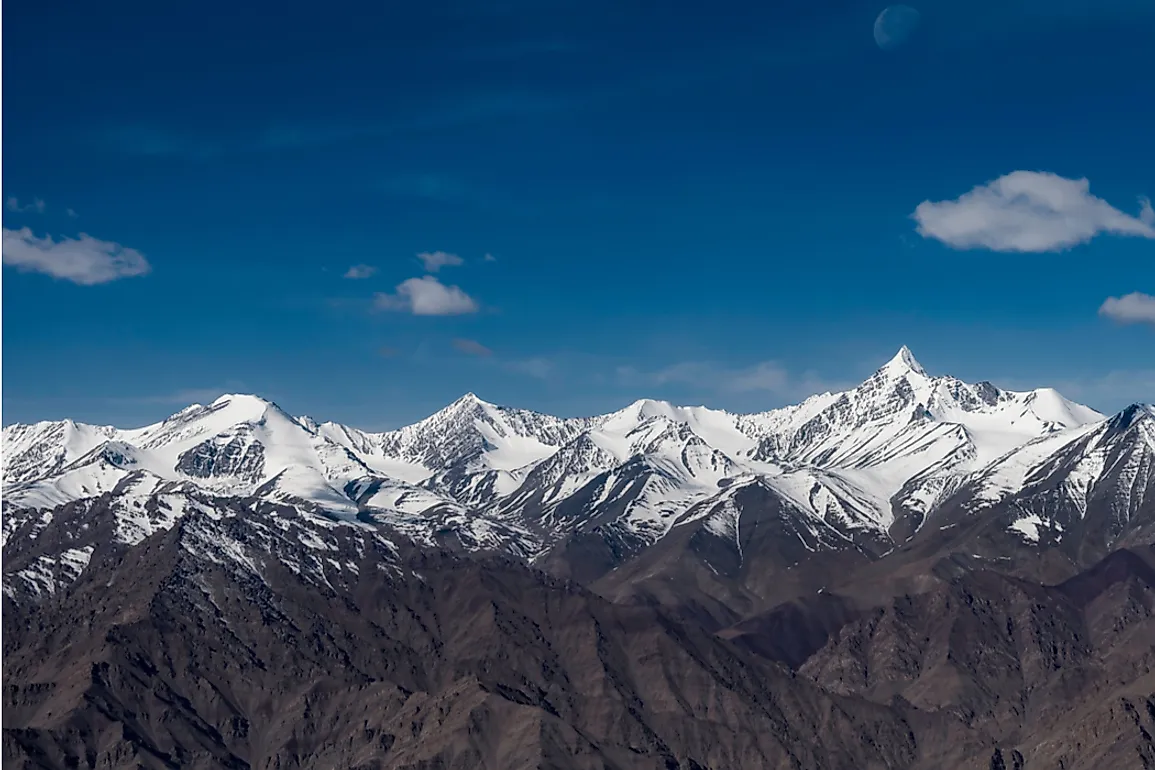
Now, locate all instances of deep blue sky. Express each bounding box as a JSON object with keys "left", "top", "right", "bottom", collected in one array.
[{"left": 3, "top": 0, "right": 1153, "bottom": 428}]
